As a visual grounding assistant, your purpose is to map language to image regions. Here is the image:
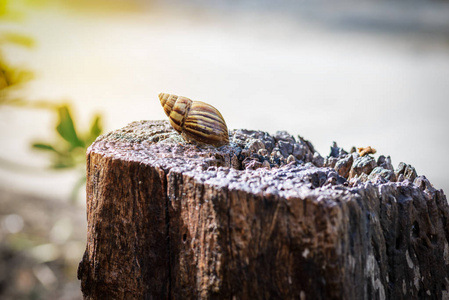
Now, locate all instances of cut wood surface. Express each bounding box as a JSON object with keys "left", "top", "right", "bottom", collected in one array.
[{"left": 78, "top": 120, "right": 449, "bottom": 300}]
